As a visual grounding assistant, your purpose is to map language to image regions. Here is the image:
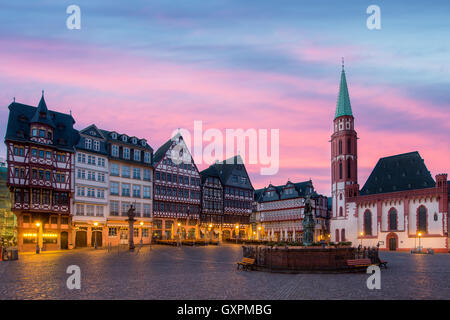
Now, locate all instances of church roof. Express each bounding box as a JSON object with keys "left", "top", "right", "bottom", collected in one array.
[
  {"left": 335, "top": 66, "right": 353, "bottom": 119},
  {"left": 5, "top": 98, "right": 78, "bottom": 152},
  {"left": 360, "top": 151, "right": 436, "bottom": 196}
]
